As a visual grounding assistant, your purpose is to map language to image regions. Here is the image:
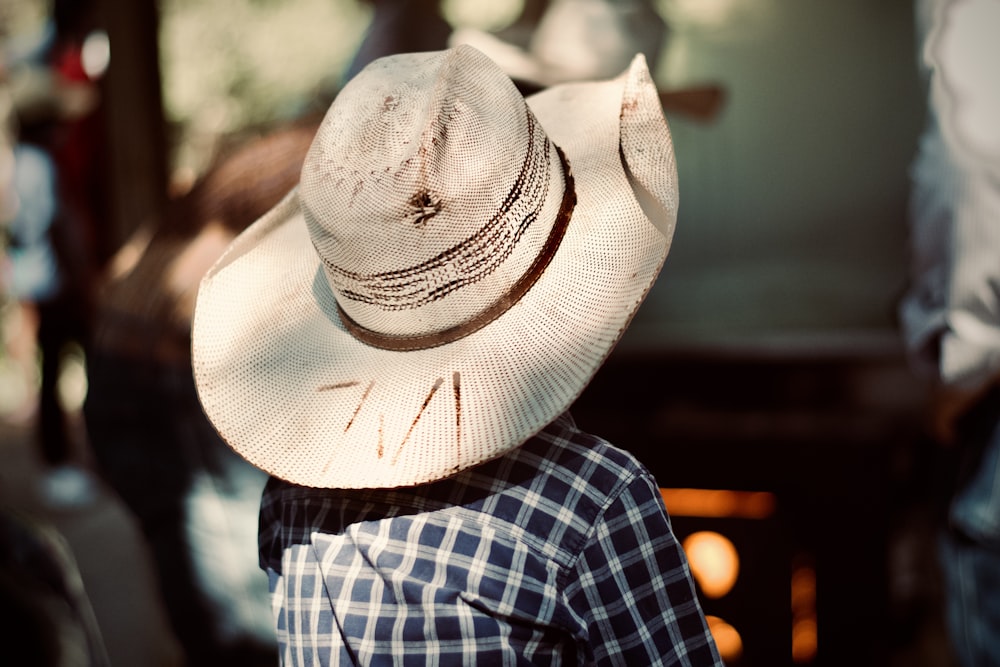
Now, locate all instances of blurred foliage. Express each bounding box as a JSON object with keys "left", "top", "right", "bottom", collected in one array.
[
  {"left": 158, "top": 0, "right": 527, "bottom": 132},
  {"left": 0, "top": 0, "right": 50, "bottom": 62},
  {"left": 159, "top": 0, "right": 370, "bottom": 175},
  {"left": 8, "top": 0, "right": 531, "bottom": 181},
  {"left": 157, "top": 0, "right": 530, "bottom": 177},
  {"left": 0, "top": 0, "right": 48, "bottom": 41},
  {"left": 440, "top": 0, "right": 521, "bottom": 31}
]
